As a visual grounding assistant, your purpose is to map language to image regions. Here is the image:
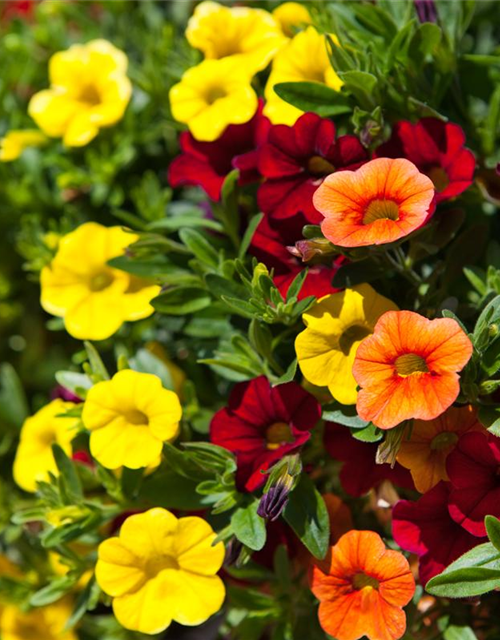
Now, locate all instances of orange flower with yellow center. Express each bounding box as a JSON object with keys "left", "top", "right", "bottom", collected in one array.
[
  {"left": 396, "top": 405, "right": 483, "bottom": 493},
  {"left": 353, "top": 310, "right": 473, "bottom": 430},
  {"left": 313, "top": 157, "right": 435, "bottom": 247},
  {"left": 310, "top": 530, "right": 415, "bottom": 640}
]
